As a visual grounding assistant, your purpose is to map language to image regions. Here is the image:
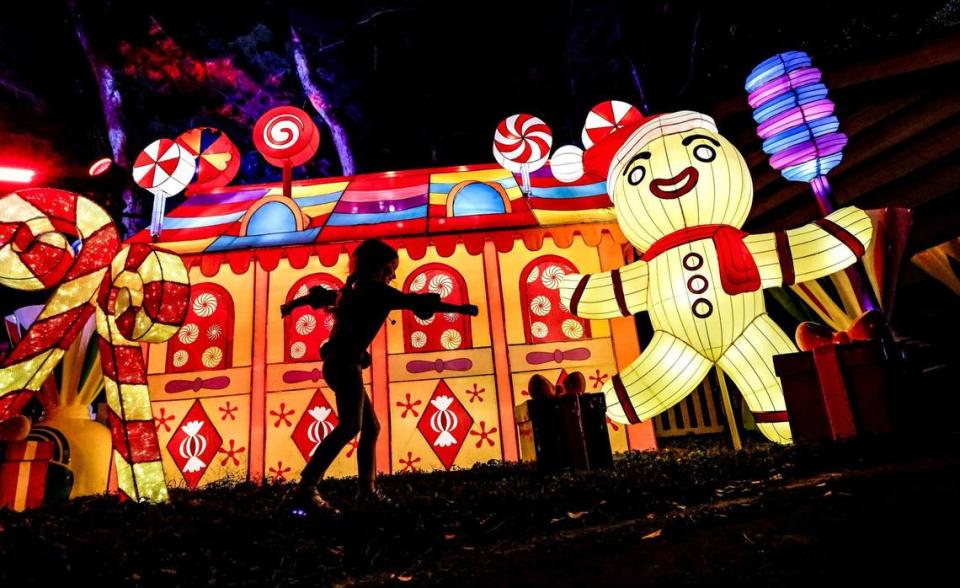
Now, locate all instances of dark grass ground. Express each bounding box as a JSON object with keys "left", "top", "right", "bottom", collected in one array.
[{"left": 2, "top": 432, "right": 959, "bottom": 586}]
